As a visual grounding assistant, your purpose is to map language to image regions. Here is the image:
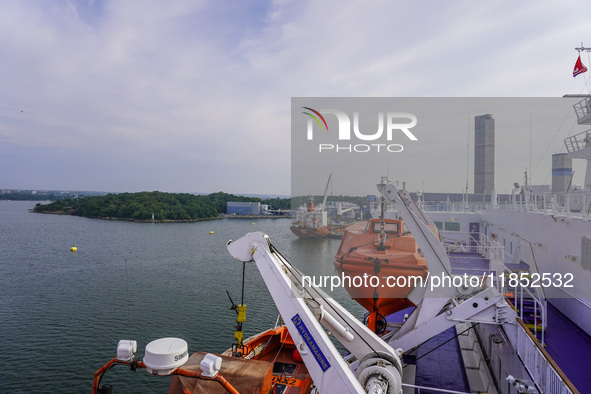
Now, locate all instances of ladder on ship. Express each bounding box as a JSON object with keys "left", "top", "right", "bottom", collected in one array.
[
  {"left": 497, "top": 239, "right": 547, "bottom": 344},
  {"left": 441, "top": 231, "right": 547, "bottom": 343}
]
